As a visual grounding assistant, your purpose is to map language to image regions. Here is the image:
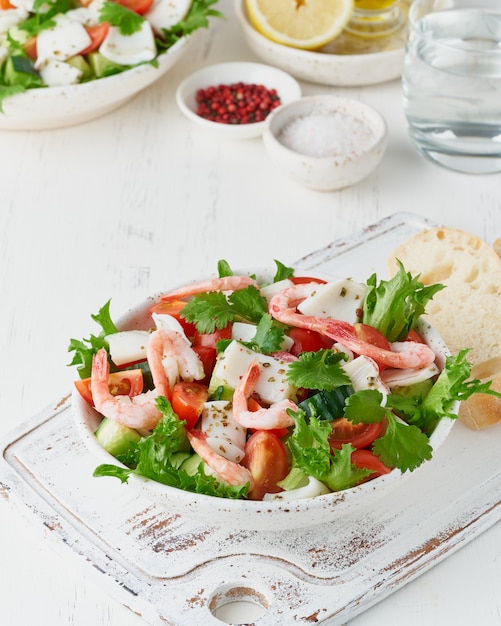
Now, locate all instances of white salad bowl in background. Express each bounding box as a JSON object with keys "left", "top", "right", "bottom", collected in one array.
[
  {"left": 234, "top": 0, "right": 408, "bottom": 87},
  {"left": 0, "top": 35, "right": 193, "bottom": 131},
  {"left": 263, "top": 95, "right": 388, "bottom": 191},
  {"left": 175, "top": 61, "right": 302, "bottom": 139},
  {"left": 72, "top": 269, "right": 457, "bottom": 532}
]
